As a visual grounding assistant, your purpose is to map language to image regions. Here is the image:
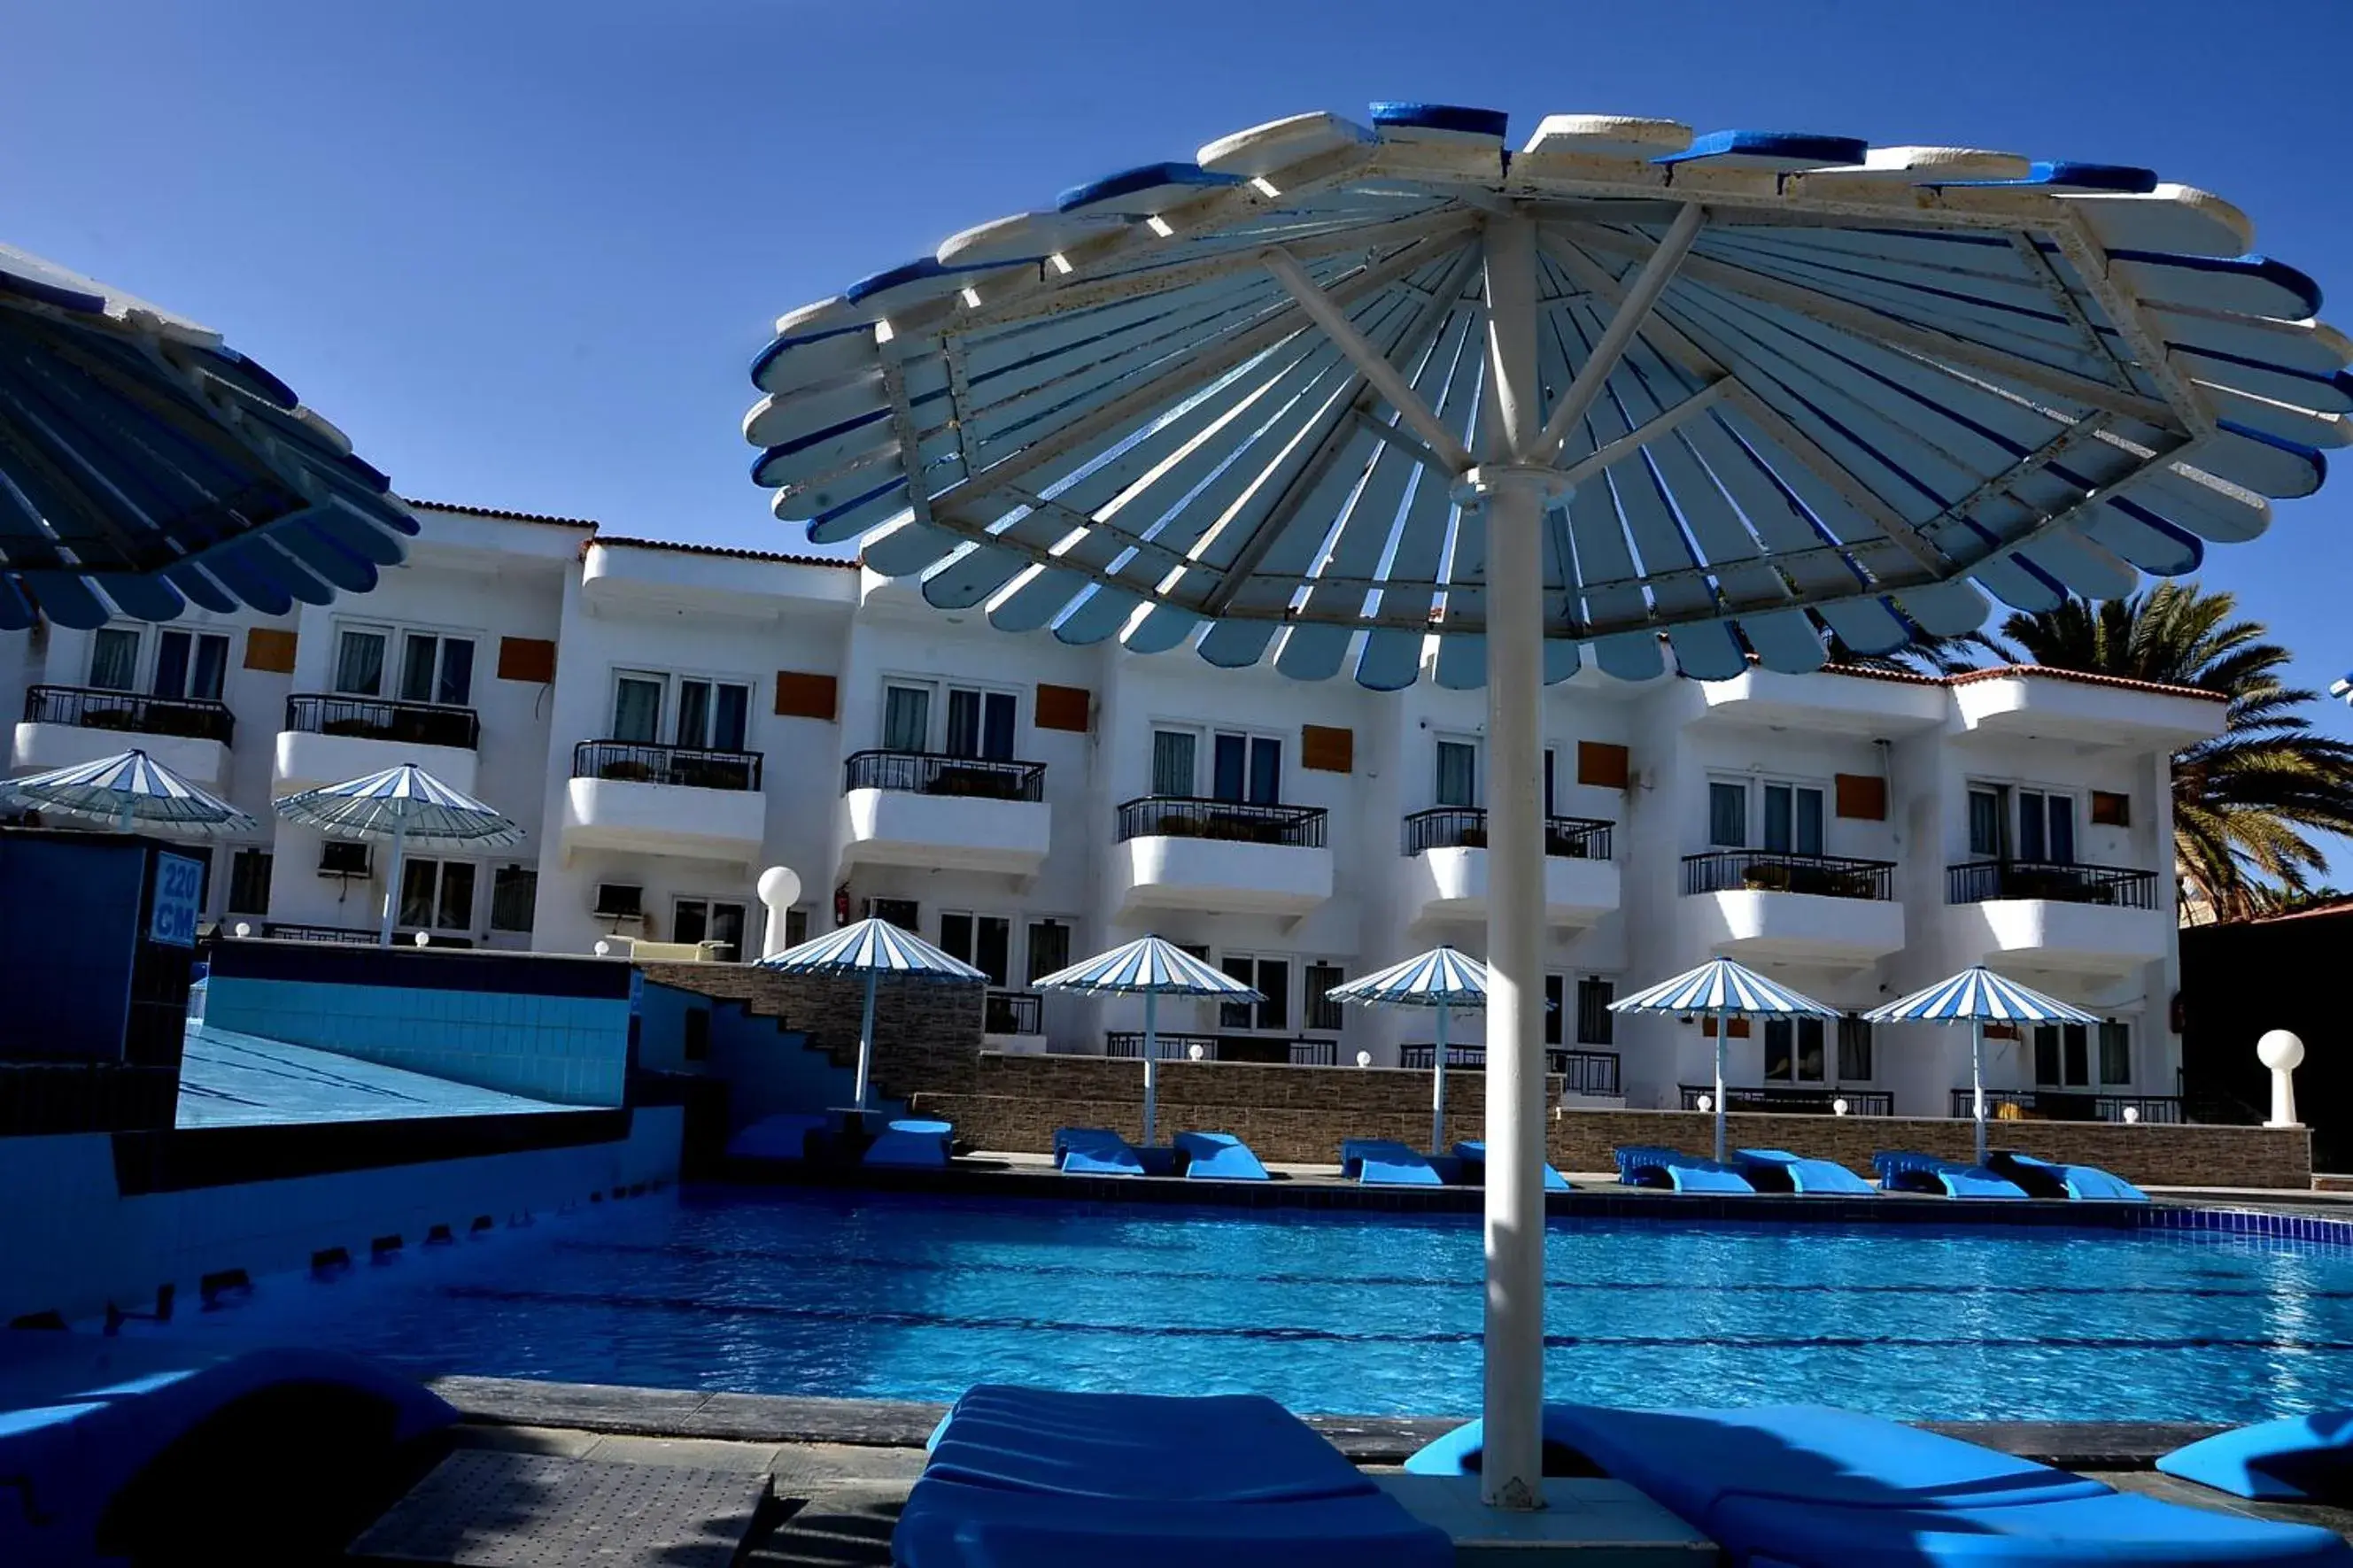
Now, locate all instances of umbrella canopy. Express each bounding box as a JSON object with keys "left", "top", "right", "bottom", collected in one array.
[
  {"left": 274, "top": 764, "right": 522, "bottom": 945},
  {"left": 0, "top": 242, "right": 419, "bottom": 629},
  {"left": 1611, "top": 957, "right": 1841, "bottom": 1021},
  {"left": 1866, "top": 966, "right": 2099, "bottom": 1163},
  {"left": 739, "top": 99, "right": 2342, "bottom": 1513},
  {"left": 1033, "top": 934, "right": 1259, "bottom": 997},
  {"left": 1327, "top": 946, "right": 1490, "bottom": 1008},
  {"left": 761, "top": 917, "right": 986, "bottom": 1113},
  {"left": 9, "top": 747, "right": 255, "bottom": 834}
]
